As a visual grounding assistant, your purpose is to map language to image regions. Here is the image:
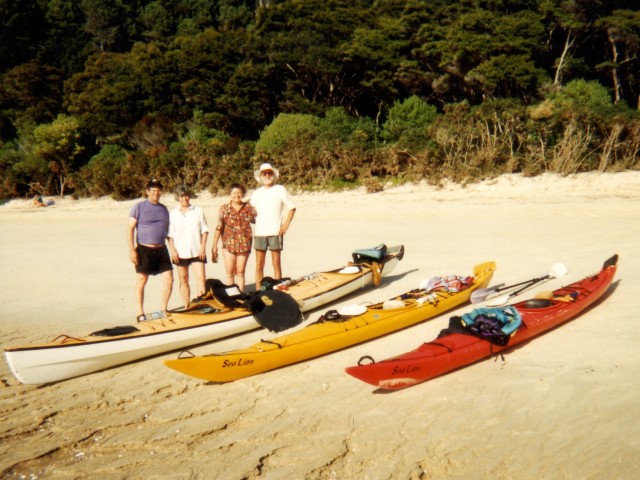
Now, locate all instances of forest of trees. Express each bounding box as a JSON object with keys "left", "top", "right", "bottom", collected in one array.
[{"left": 1, "top": 0, "right": 639, "bottom": 199}]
